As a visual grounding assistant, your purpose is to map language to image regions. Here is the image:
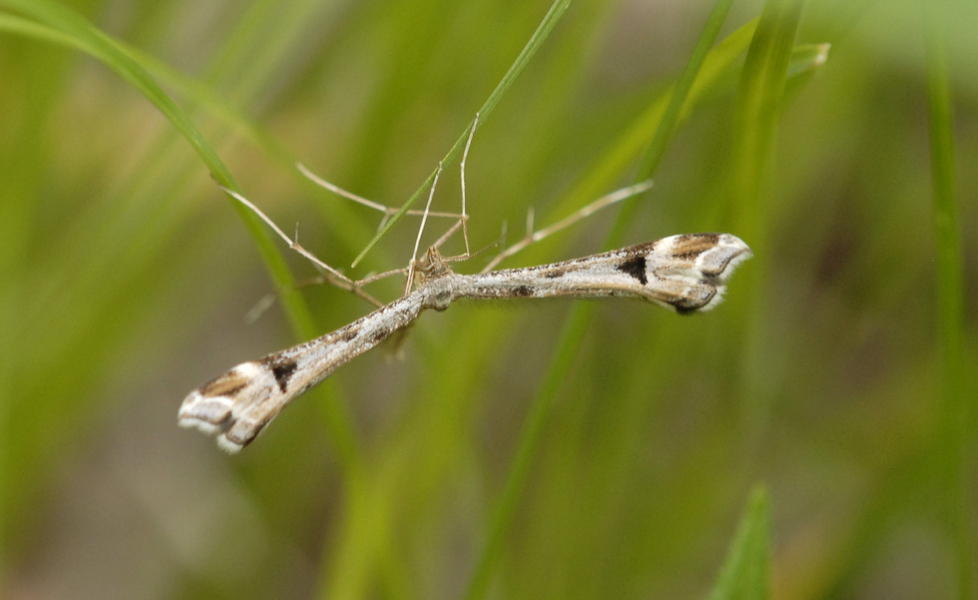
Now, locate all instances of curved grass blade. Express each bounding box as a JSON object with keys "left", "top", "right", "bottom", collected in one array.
[
  {"left": 0, "top": 0, "right": 316, "bottom": 337},
  {"left": 0, "top": 0, "right": 371, "bottom": 508}
]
